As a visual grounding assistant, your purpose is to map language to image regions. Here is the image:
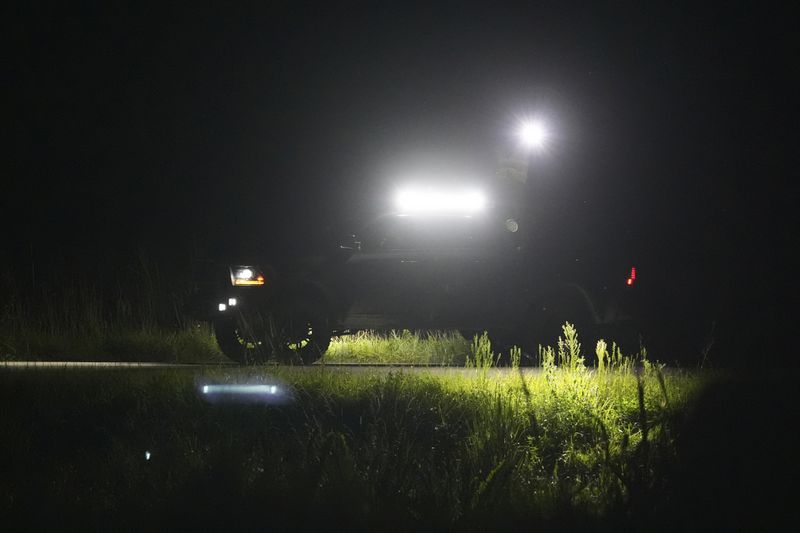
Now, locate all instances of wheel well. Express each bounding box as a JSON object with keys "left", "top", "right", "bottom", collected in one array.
[
  {"left": 531, "top": 282, "right": 600, "bottom": 326},
  {"left": 275, "top": 282, "right": 333, "bottom": 314},
  {"left": 510, "top": 282, "right": 601, "bottom": 356}
]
